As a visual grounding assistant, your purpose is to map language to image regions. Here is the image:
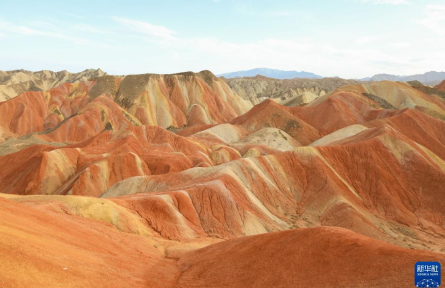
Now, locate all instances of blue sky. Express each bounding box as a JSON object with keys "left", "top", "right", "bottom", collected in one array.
[{"left": 0, "top": 0, "right": 444, "bottom": 78}]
